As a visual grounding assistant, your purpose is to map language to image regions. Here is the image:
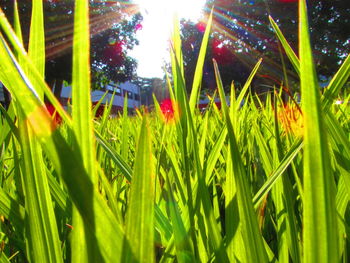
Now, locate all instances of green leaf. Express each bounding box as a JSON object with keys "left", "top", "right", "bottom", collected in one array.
[
  {"left": 95, "top": 130, "right": 132, "bottom": 182},
  {"left": 189, "top": 10, "right": 213, "bottom": 113},
  {"left": 322, "top": 54, "right": 350, "bottom": 111},
  {"left": 235, "top": 59, "right": 262, "bottom": 112},
  {"left": 92, "top": 90, "right": 108, "bottom": 117},
  {"left": 0, "top": 188, "right": 25, "bottom": 232},
  {"left": 13, "top": 0, "right": 23, "bottom": 45},
  {"left": 70, "top": 0, "right": 100, "bottom": 261},
  {"left": 18, "top": 109, "right": 63, "bottom": 263},
  {"left": 269, "top": 16, "right": 300, "bottom": 76},
  {"left": 0, "top": 10, "right": 125, "bottom": 263},
  {"left": 165, "top": 174, "right": 195, "bottom": 263},
  {"left": 123, "top": 117, "right": 155, "bottom": 263},
  {"left": 28, "top": 0, "right": 45, "bottom": 98},
  {"left": 299, "top": 1, "right": 339, "bottom": 262},
  {"left": 214, "top": 59, "right": 268, "bottom": 263}
]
